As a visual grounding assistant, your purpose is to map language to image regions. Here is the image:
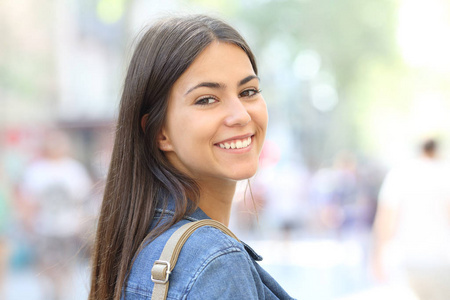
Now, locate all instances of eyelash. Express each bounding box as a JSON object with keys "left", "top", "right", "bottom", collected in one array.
[
  {"left": 239, "top": 88, "right": 262, "bottom": 98},
  {"left": 194, "top": 88, "right": 262, "bottom": 106},
  {"left": 195, "top": 96, "right": 219, "bottom": 106}
]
